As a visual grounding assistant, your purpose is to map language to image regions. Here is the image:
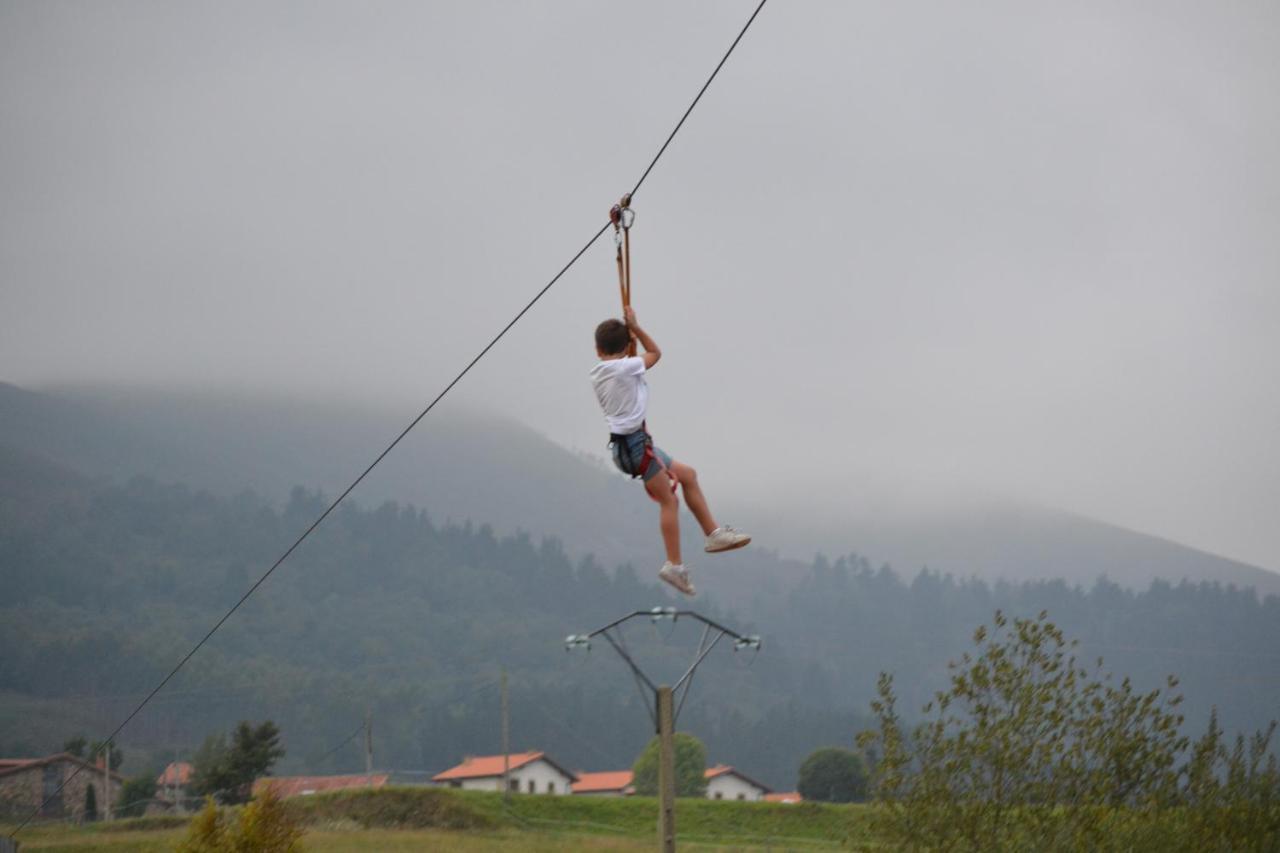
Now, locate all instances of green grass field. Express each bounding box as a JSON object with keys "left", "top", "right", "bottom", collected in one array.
[{"left": 3, "top": 787, "right": 871, "bottom": 851}]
